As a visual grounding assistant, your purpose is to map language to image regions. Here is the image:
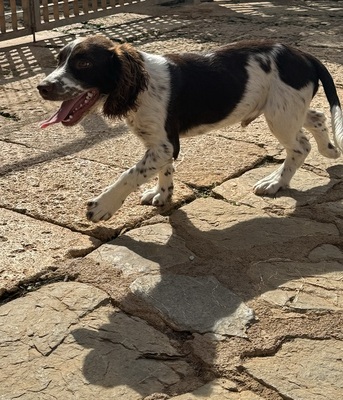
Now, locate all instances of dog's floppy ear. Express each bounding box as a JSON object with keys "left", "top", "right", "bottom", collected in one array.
[{"left": 103, "top": 43, "right": 149, "bottom": 119}]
